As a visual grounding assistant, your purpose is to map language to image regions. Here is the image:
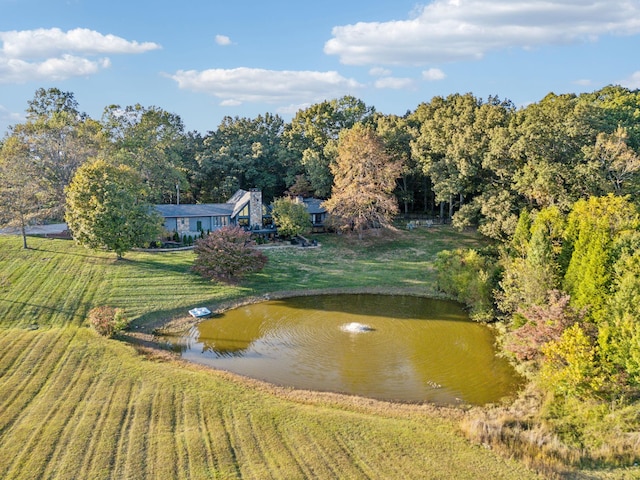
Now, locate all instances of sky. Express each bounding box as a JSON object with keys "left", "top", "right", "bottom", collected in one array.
[{"left": 2, "top": 0, "right": 640, "bottom": 136}]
